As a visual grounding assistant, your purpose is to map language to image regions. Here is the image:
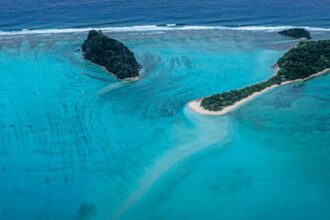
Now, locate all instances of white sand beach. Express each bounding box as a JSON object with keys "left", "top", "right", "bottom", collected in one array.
[
  {"left": 189, "top": 68, "right": 330, "bottom": 116},
  {"left": 124, "top": 76, "right": 140, "bottom": 81}
]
